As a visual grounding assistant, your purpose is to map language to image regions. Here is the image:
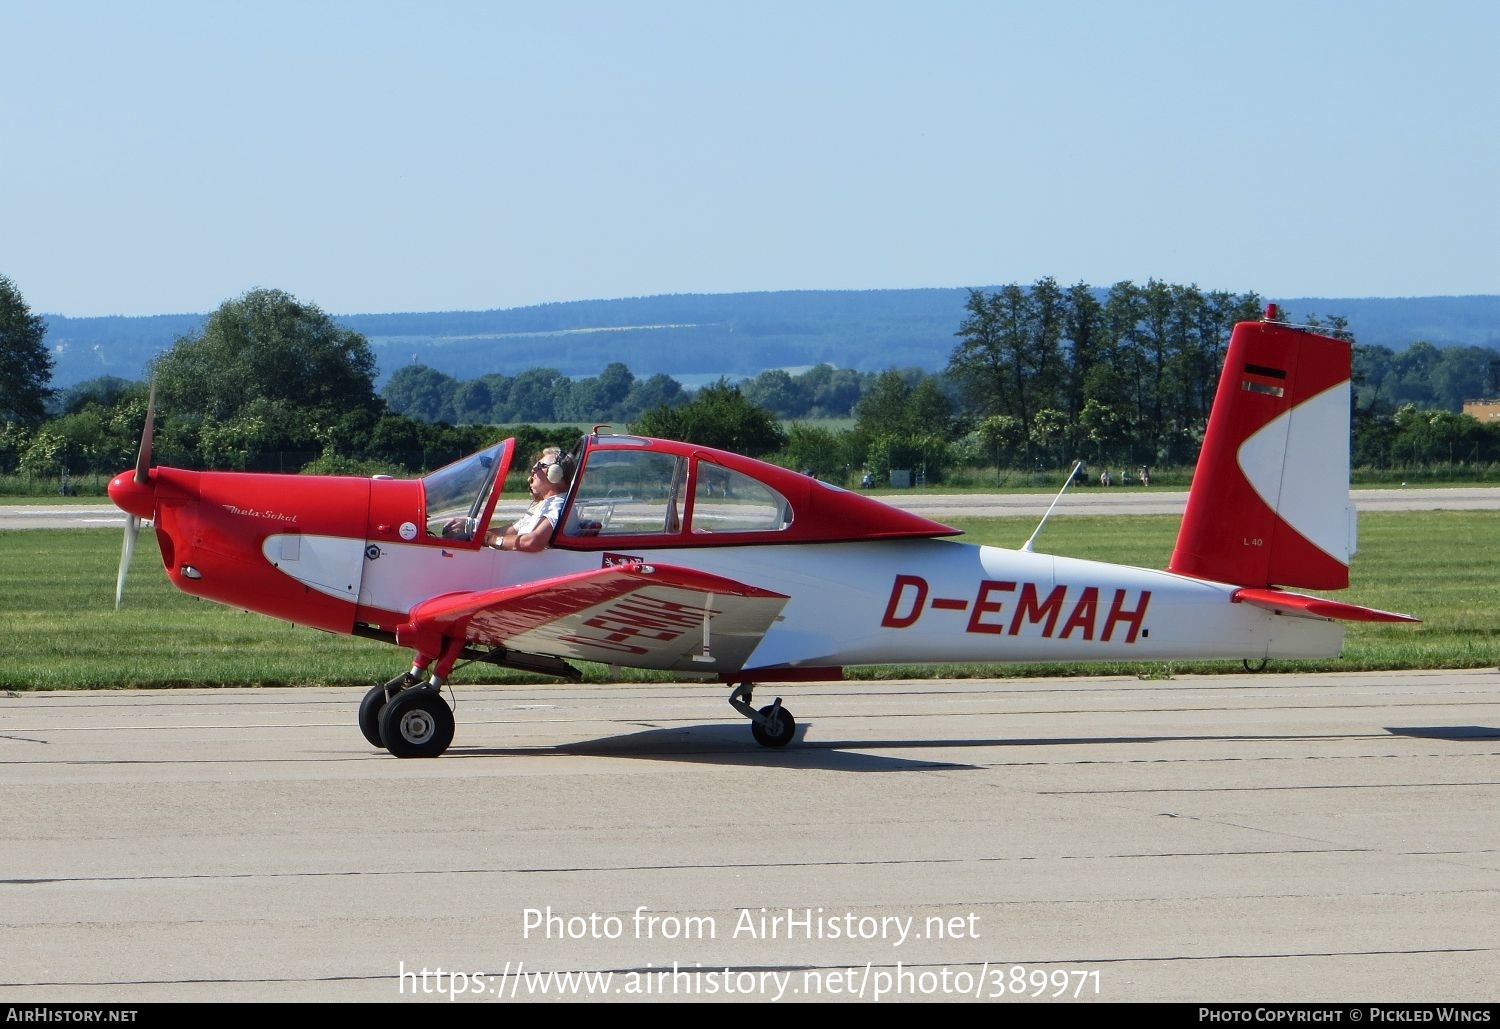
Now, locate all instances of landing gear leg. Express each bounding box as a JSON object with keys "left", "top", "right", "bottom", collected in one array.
[{"left": 728, "top": 682, "right": 796, "bottom": 748}]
